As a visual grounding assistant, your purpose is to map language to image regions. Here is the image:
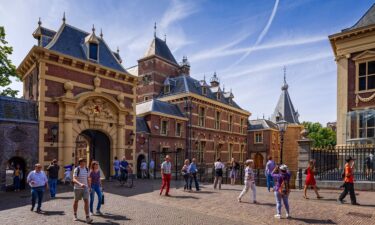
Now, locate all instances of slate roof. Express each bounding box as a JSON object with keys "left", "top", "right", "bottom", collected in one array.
[
  {"left": 270, "top": 80, "right": 299, "bottom": 124},
  {"left": 158, "top": 75, "right": 242, "bottom": 110},
  {"left": 248, "top": 119, "right": 278, "bottom": 131},
  {"left": 43, "top": 24, "right": 126, "bottom": 72},
  {"left": 0, "top": 96, "right": 37, "bottom": 123},
  {"left": 136, "top": 99, "right": 185, "bottom": 118},
  {"left": 144, "top": 37, "right": 178, "bottom": 65},
  {"left": 136, "top": 117, "right": 150, "bottom": 133},
  {"left": 343, "top": 4, "right": 375, "bottom": 32}
]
